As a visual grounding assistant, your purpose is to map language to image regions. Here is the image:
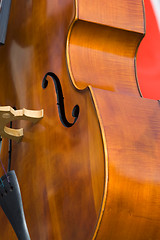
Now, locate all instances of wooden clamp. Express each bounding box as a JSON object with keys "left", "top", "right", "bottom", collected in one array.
[{"left": 0, "top": 106, "right": 43, "bottom": 142}]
